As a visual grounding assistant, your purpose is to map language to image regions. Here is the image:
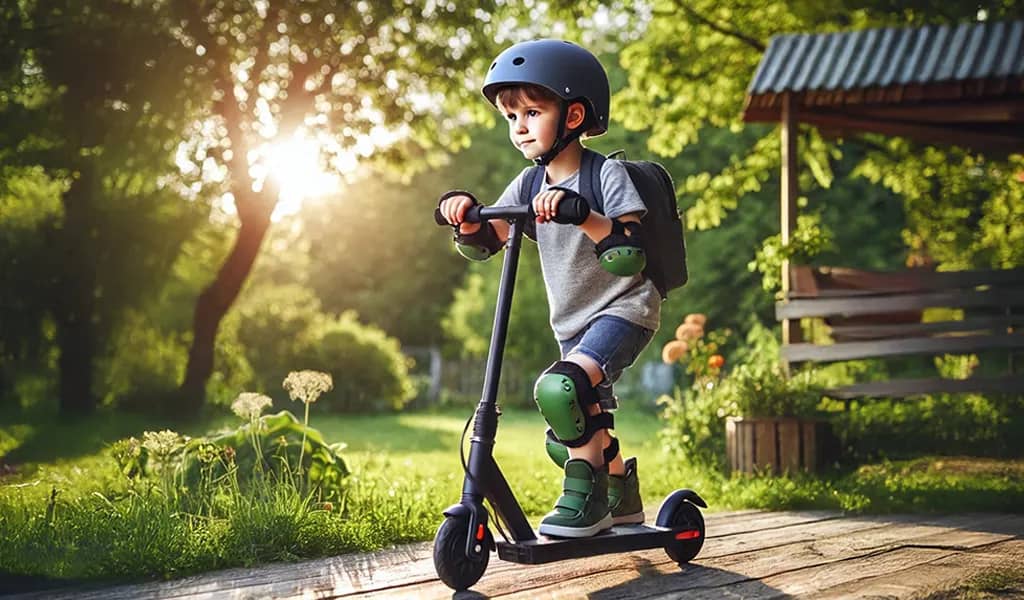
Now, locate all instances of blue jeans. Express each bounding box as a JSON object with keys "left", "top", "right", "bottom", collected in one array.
[{"left": 557, "top": 315, "right": 655, "bottom": 410}]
